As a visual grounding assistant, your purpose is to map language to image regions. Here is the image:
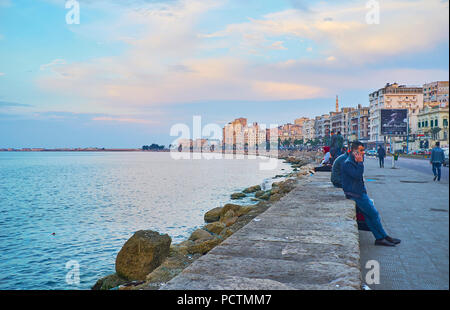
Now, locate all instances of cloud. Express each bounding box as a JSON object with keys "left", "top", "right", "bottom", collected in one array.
[
  {"left": 92, "top": 116, "right": 158, "bottom": 124},
  {"left": 0, "top": 72, "right": 5, "bottom": 76},
  {"left": 40, "top": 59, "right": 67, "bottom": 71},
  {"left": 0, "top": 101, "right": 32, "bottom": 107},
  {"left": 203, "top": 0, "right": 449, "bottom": 64},
  {"left": 35, "top": 0, "right": 449, "bottom": 117}
]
